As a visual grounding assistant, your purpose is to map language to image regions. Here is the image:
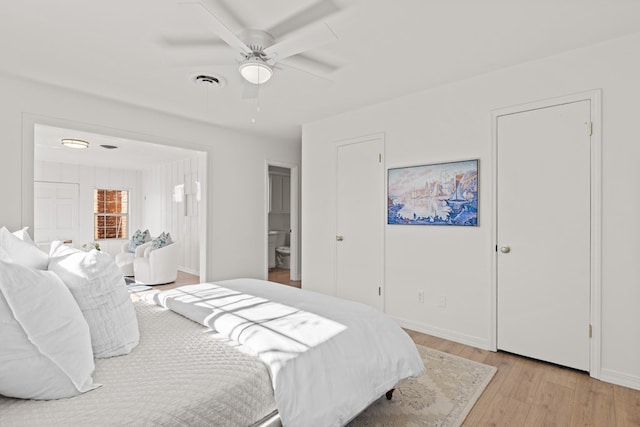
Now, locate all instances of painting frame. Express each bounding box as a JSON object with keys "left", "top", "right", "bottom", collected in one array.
[{"left": 387, "top": 159, "right": 479, "bottom": 226}]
